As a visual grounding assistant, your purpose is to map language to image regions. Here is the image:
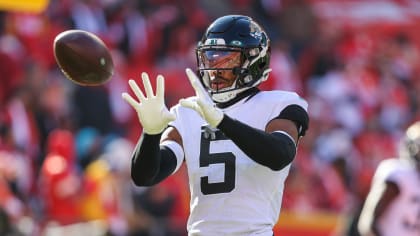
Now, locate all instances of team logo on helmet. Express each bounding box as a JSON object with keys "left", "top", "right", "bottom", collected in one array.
[{"left": 249, "top": 23, "right": 262, "bottom": 40}]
